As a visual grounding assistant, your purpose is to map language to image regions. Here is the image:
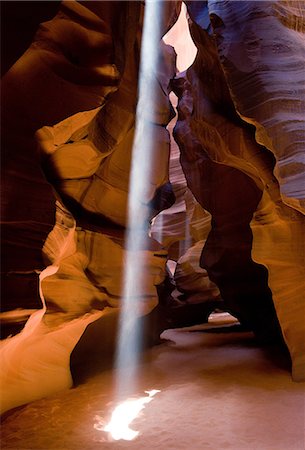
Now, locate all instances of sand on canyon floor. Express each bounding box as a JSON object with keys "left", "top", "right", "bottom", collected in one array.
[{"left": 1, "top": 314, "right": 305, "bottom": 450}]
